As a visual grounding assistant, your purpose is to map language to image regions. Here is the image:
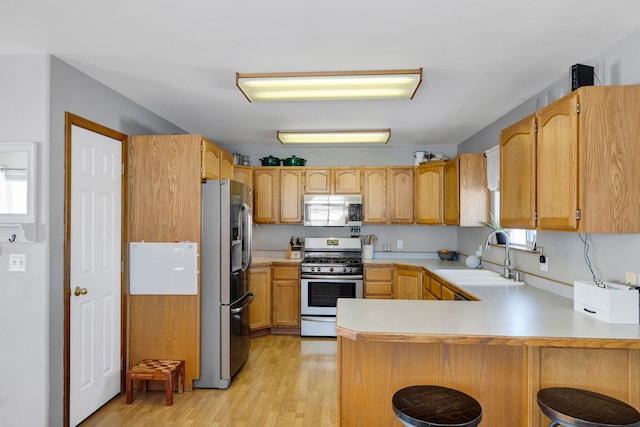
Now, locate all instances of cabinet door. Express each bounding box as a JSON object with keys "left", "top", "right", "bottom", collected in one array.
[
  {"left": 393, "top": 267, "right": 422, "bottom": 300},
  {"left": 201, "top": 138, "right": 221, "bottom": 180},
  {"left": 458, "top": 153, "right": 489, "bottom": 227},
  {"left": 415, "top": 163, "right": 444, "bottom": 224},
  {"left": 305, "top": 168, "right": 332, "bottom": 194},
  {"left": 500, "top": 114, "right": 537, "bottom": 229},
  {"left": 363, "top": 168, "right": 387, "bottom": 223},
  {"left": 443, "top": 158, "right": 460, "bottom": 225},
  {"left": 280, "top": 168, "right": 304, "bottom": 223},
  {"left": 536, "top": 93, "right": 579, "bottom": 230},
  {"left": 233, "top": 166, "right": 253, "bottom": 189},
  {"left": 364, "top": 265, "right": 393, "bottom": 299},
  {"left": 249, "top": 267, "right": 271, "bottom": 331},
  {"left": 333, "top": 168, "right": 362, "bottom": 193},
  {"left": 220, "top": 149, "right": 234, "bottom": 180},
  {"left": 441, "top": 284, "right": 455, "bottom": 300},
  {"left": 272, "top": 280, "right": 300, "bottom": 326},
  {"left": 388, "top": 167, "right": 414, "bottom": 224},
  {"left": 253, "top": 168, "right": 279, "bottom": 223}
]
